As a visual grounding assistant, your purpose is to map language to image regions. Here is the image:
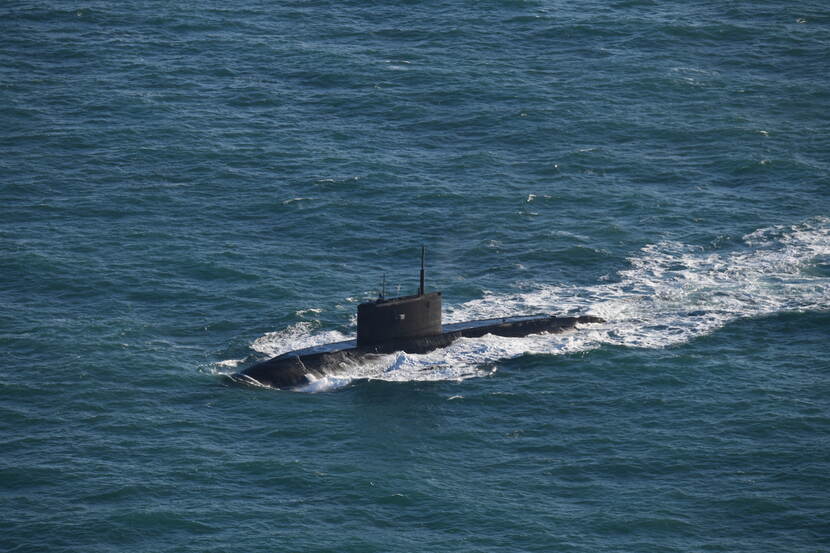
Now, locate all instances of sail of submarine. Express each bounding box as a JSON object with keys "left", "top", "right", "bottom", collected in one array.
[{"left": 234, "top": 247, "right": 604, "bottom": 389}]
